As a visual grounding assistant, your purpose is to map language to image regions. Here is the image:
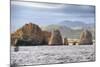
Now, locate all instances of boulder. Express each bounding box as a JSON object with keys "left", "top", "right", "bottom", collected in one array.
[
  {"left": 63, "top": 38, "right": 68, "bottom": 45},
  {"left": 14, "top": 46, "right": 19, "bottom": 52},
  {"left": 49, "top": 29, "right": 63, "bottom": 45},
  {"left": 79, "top": 30, "right": 93, "bottom": 45}
]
